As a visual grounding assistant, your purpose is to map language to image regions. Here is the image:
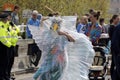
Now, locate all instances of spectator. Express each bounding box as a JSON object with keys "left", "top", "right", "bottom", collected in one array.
[
  {"left": 89, "top": 9, "right": 95, "bottom": 14},
  {"left": 85, "top": 13, "right": 90, "bottom": 22},
  {"left": 85, "top": 11, "right": 102, "bottom": 45},
  {"left": 37, "top": 14, "right": 42, "bottom": 21},
  {"left": 76, "top": 16, "right": 88, "bottom": 34},
  {"left": 84, "top": 9, "right": 95, "bottom": 23},
  {"left": 108, "top": 14, "right": 120, "bottom": 80},
  {"left": 53, "top": 12, "right": 60, "bottom": 17},
  {"left": 26, "top": 10, "right": 40, "bottom": 38},
  {"left": 102, "top": 18, "right": 113, "bottom": 34},
  {"left": 111, "top": 23, "right": 120, "bottom": 80},
  {"left": 85, "top": 13, "right": 89, "bottom": 17},
  {"left": 76, "top": 17, "right": 80, "bottom": 29},
  {"left": 48, "top": 13, "right": 54, "bottom": 17},
  {"left": 26, "top": 10, "right": 41, "bottom": 67},
  {"left": 109, "top": 15, "right": 120, "bottom": 40},
  {"left": 99, "top": 18, "right": 107, "bottom": 33},
  {"left": 104, "top": 24, "right": 110, "bottom": 33},
  {"left": 11, "top": 6, "right": 20, "bottom": 25}
]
